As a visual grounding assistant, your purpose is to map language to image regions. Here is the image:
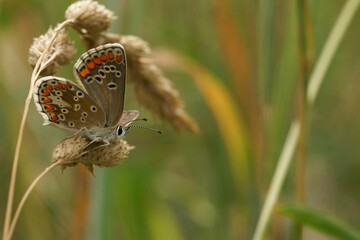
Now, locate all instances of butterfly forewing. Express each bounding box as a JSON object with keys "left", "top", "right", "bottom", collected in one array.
[
  {"left": 74, "top": 43, "right": 127, "bottom": 128},
  {"left": 33, "top": 76, "right": 106, "bottom": 131}
]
